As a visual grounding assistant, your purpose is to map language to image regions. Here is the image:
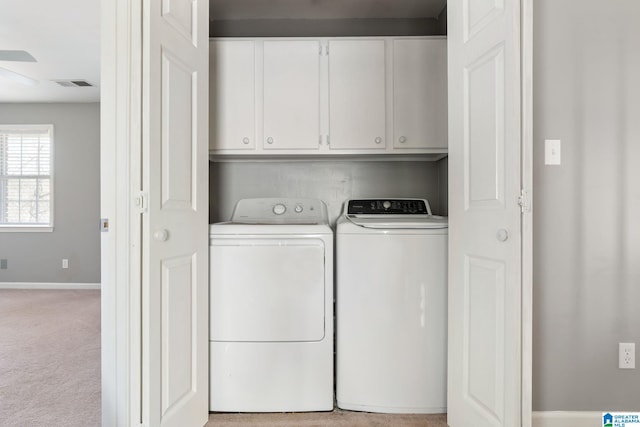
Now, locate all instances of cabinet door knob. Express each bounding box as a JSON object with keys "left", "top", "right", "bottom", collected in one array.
[
  {"left": 267, "top": 137, "right": 274, "bottom": 144},
  {"left": 399, "top": 136, "right": 407, "bottom": 143},
  {"left": 242, "top": 137, "right": 250, "bottom": 144},
  {"left": 375, "top": 137, "right": 382, "bottom": 144},
  {"left": 496, "top": 229, "right": 509, "bottom": 242}
]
